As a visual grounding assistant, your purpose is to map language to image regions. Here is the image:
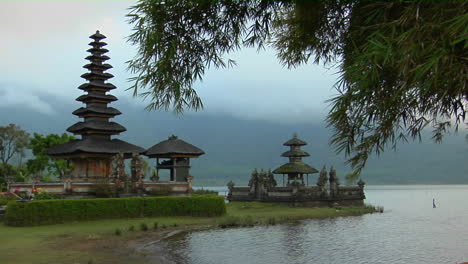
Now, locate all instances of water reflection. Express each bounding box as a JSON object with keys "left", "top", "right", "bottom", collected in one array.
[{"left": 169, "top": 185, "right": 468, "bottom": 264}]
